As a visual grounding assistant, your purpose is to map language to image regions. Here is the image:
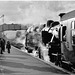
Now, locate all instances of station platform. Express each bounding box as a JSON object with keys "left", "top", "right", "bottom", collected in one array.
[{"left": 0, "top": 46, "right": 70, "bottom": 75}]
